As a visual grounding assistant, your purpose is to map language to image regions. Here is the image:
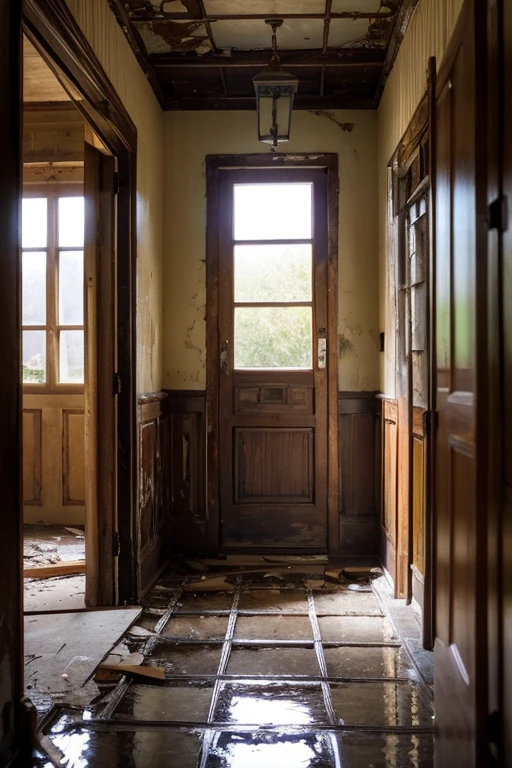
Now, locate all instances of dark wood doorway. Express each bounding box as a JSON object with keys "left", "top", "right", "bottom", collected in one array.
[
  {"left": 21, "top": 0, "right": 140, "bottom": 605},
  {"left": 433, "top": 0, "right": 492, "bottom": 764},
  {"left": 206, "top": 155, "right": 339, "bottom": 554}
]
